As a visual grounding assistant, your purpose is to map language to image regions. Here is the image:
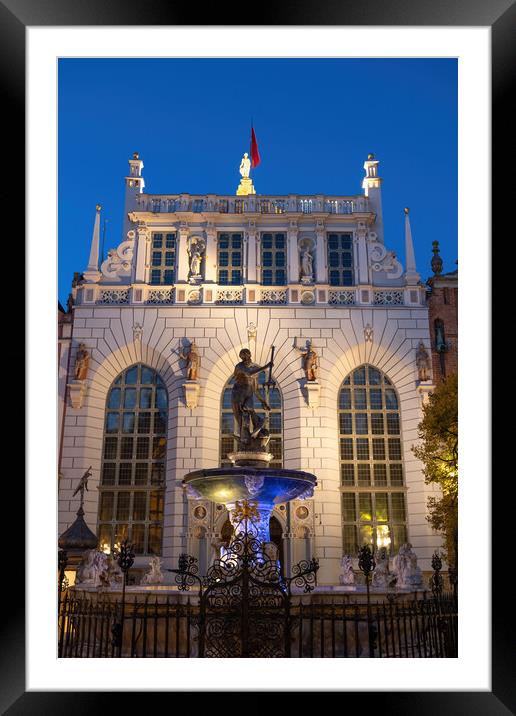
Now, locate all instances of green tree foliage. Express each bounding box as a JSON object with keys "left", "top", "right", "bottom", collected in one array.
[{"left": 412, "top": 374, "right": 458, "bottom": 567}]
